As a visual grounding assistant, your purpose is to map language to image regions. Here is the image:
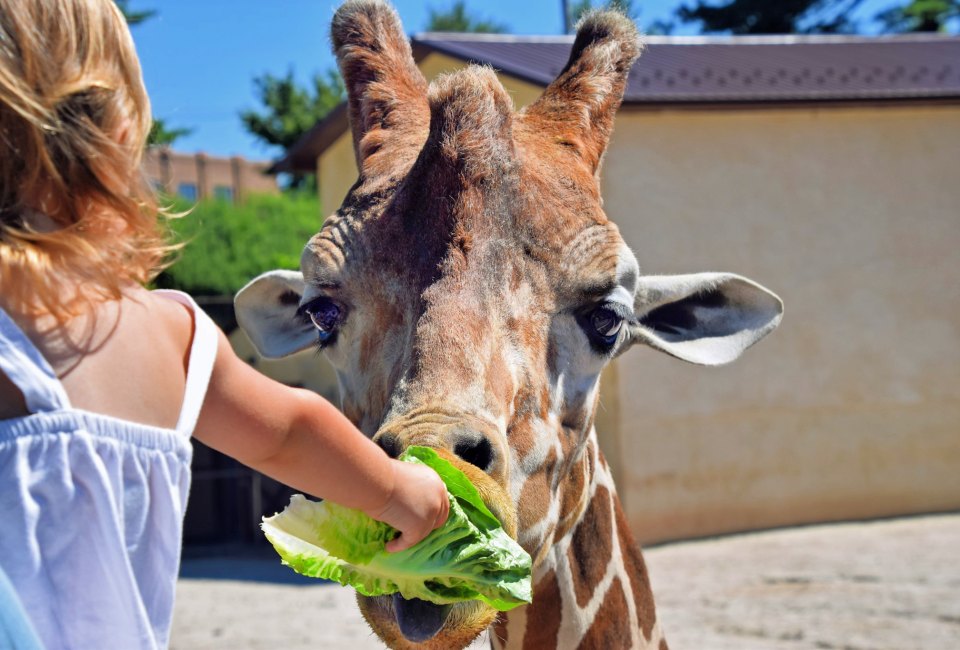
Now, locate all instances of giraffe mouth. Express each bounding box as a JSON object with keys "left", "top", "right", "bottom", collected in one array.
[
  {"left": 392, "top": 594, "right": 451, "bottom": 642},
  {"left": 358, "top": 593, "right": 496, "bottom": 650},
  {"left": 357, "top": 448, "right": 517, "bottom": 649}
]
